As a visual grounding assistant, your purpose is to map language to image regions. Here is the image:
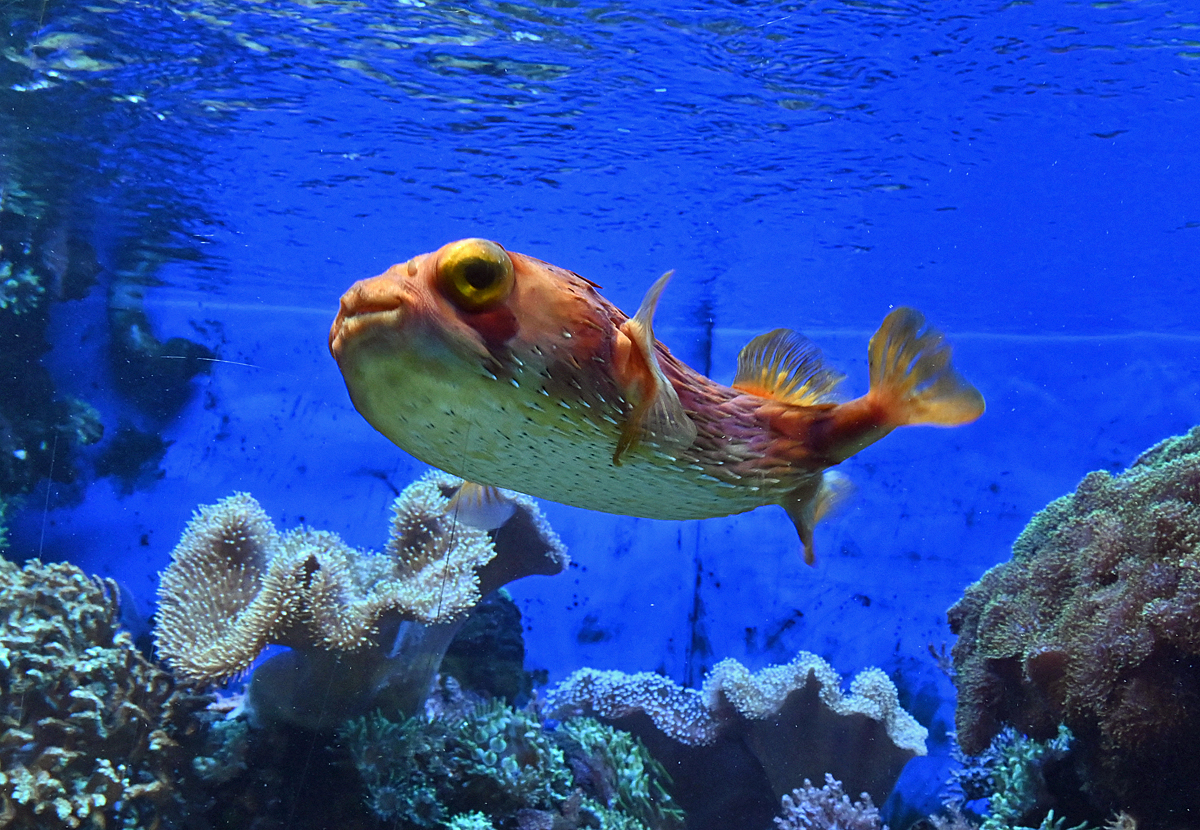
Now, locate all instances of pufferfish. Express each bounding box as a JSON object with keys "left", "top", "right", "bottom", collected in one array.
[{"left": 329, "top": 238, "right": 985, "bottom": 564}]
